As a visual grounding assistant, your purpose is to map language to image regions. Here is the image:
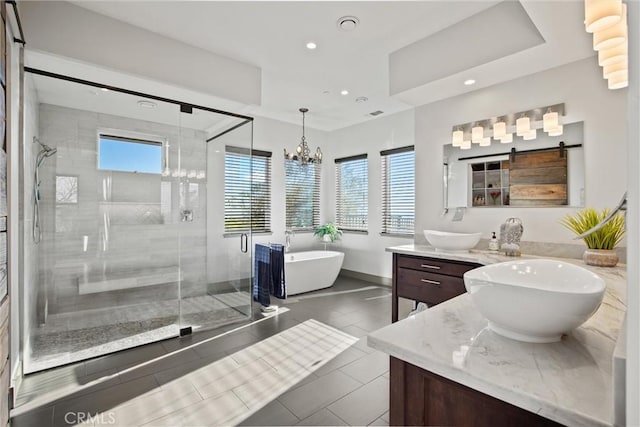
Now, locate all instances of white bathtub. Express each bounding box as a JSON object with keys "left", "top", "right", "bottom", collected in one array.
[{"left": 285, "top": 251, "right": 345, "bottom": 296}]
